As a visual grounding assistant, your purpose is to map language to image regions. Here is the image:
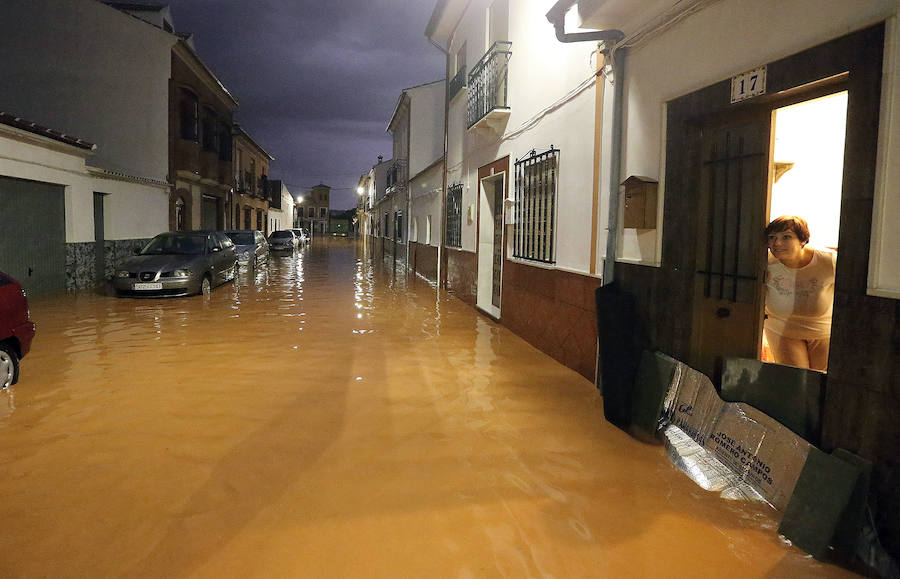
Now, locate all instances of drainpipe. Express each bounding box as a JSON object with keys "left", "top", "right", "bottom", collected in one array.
[
  {"left": 602, "top": 50, "right": 625, "bottom": 285},
  {"left": 545, "top": 0, "right": 625, "bottom": 285},
  {"left": 429, "top": 37, "right": 451, "bottom": 289}
]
